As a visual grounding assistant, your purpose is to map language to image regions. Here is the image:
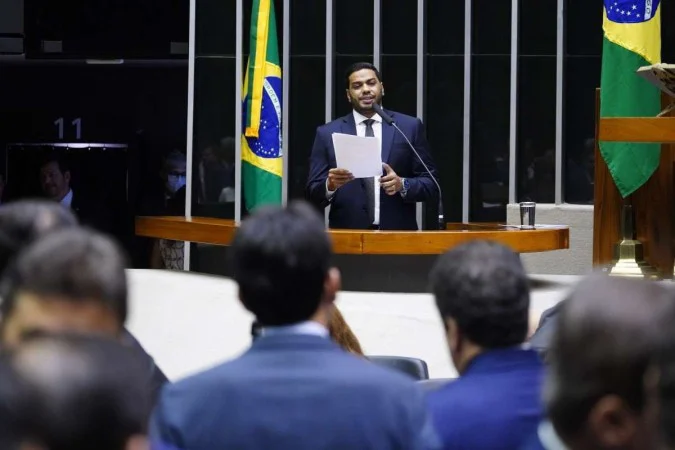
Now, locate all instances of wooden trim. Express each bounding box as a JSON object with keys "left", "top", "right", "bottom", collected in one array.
[
  {"left": 136, "top": 216, "right": 569, "bottom": 255},
  {"left": 136, "top": 216, "right": 237, "bottom": 246},
  {"left": 599, "top": 117, "right": 675, "bottom": 143},
  {"left": 593, "top": 90, "right": 675, "bottom": 276}
]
